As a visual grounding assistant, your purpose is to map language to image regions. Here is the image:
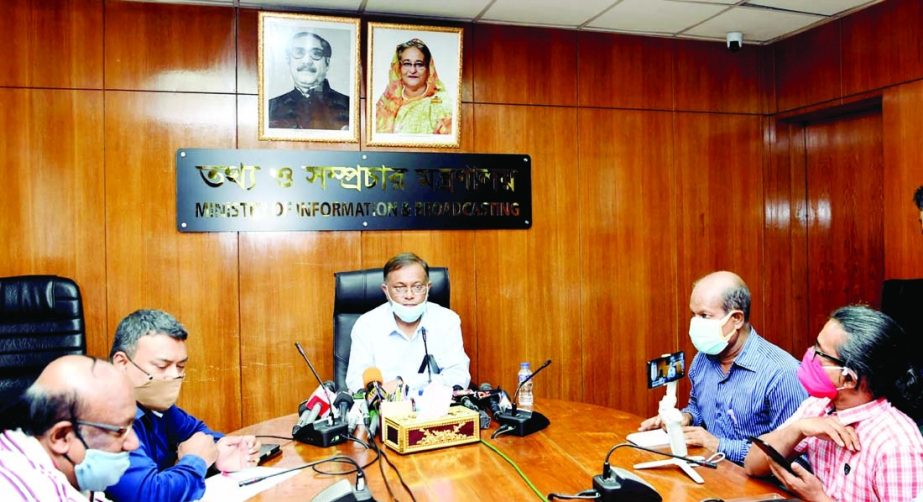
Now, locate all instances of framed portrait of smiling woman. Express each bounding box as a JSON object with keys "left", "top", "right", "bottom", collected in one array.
[
  {"left": 259, "top": 13, "right": 360, "bottom": 142},
  {"left": 367, "top": 23, "right": 463, "bottom": 148}
]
